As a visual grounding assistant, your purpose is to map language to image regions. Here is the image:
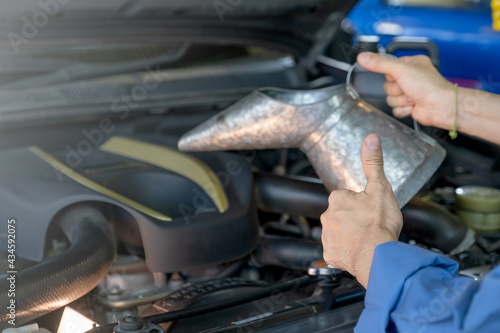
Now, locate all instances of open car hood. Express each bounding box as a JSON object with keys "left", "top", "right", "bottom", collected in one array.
[
  {"left": 0, "top": 0, "right": 357, "bottom": 124},
  {"left": 0, "top": 0, "right": 356, "bottom": 57},
  {"left": 0, "top": 0, "right": 357, "bottom": 66}
]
